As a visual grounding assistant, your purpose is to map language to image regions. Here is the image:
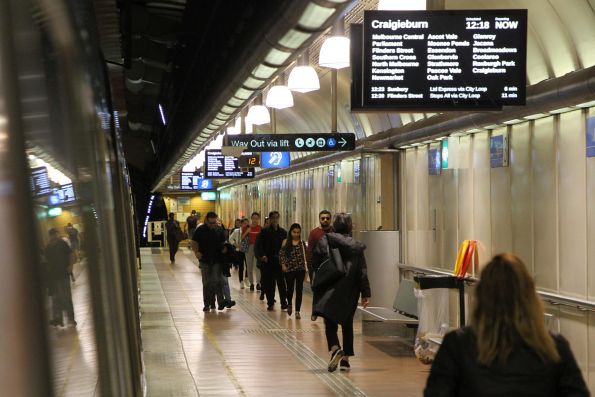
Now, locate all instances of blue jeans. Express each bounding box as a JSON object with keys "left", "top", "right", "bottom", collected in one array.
[{"left": 199, "top": 262, "right": 224, "bottom": 307}]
